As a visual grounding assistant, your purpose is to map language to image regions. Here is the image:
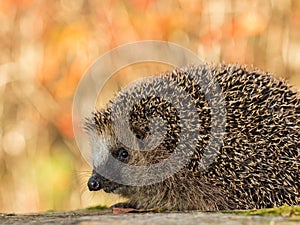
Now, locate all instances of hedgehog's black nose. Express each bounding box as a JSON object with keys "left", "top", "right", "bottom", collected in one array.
[{"left": 87, "top": 174, "right": 102, "bottom": 191}]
